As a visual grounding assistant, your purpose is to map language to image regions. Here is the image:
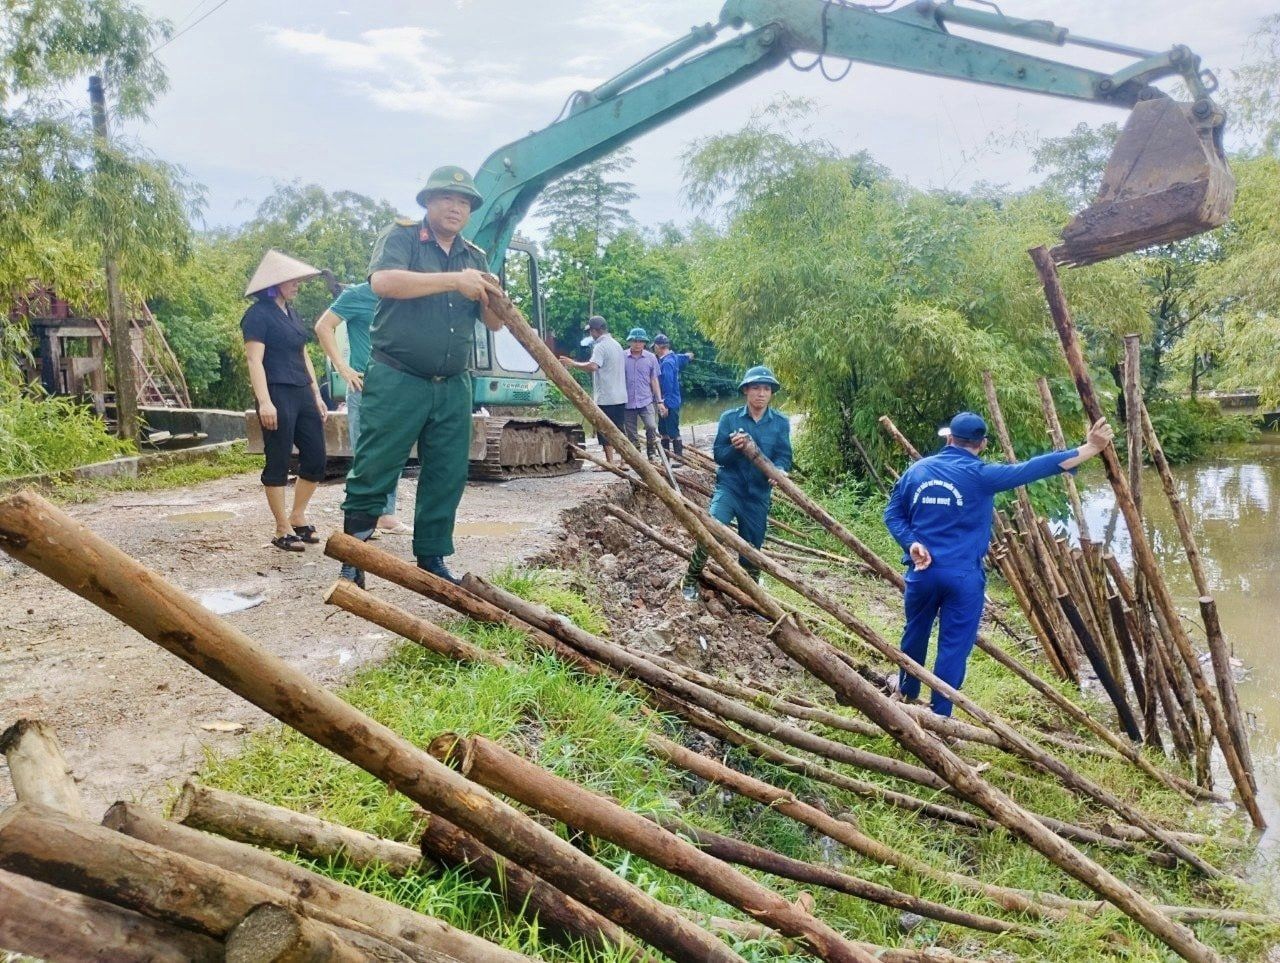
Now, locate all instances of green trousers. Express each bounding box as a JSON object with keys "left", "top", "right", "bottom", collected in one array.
[{"left": 342, "top": 363, "right": 471, "bottom": 557}]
